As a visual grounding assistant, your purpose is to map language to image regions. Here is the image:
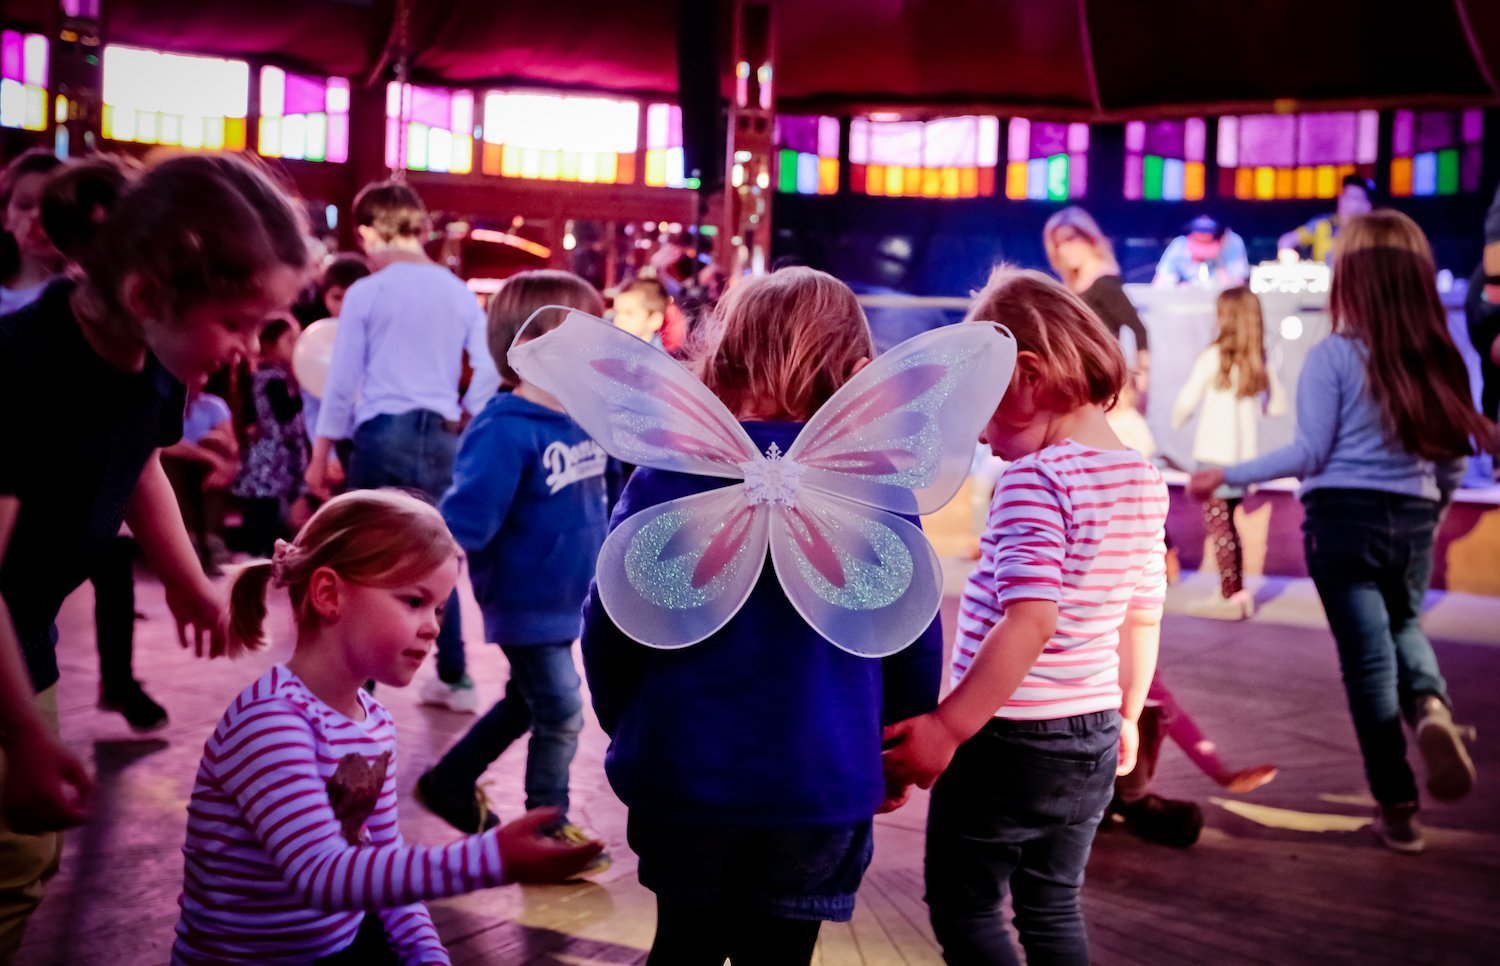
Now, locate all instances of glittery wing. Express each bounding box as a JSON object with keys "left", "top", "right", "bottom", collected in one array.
[
  {"left": 786, "top": 322, "right": 1016, "bottom": 515},
  {"left": 768, "top": 488, "right": 942, "bottom": 658},
  {"left": 596, "top": 485, "right": 770, "bottom": 648},
  {"left": 509, "top": 306, "right": 758, "bottom": 479}
]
